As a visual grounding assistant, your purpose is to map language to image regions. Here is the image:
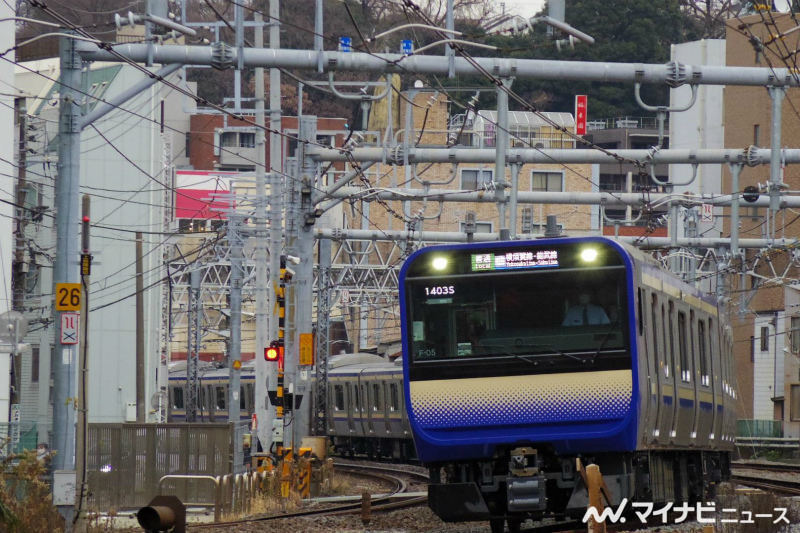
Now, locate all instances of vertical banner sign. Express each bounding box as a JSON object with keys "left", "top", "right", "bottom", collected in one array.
[
  {"left": 60, "top": 312, "right": 79, "bottom": 345},
  {"left": 701, "top": 203, "right": 713, "bottom": 223},
  {"left": 299, "top": 333, "right": 314, "bottom": 366},
  {"left": 575, "top": 95, "right": 588, "bottom": 135}
]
